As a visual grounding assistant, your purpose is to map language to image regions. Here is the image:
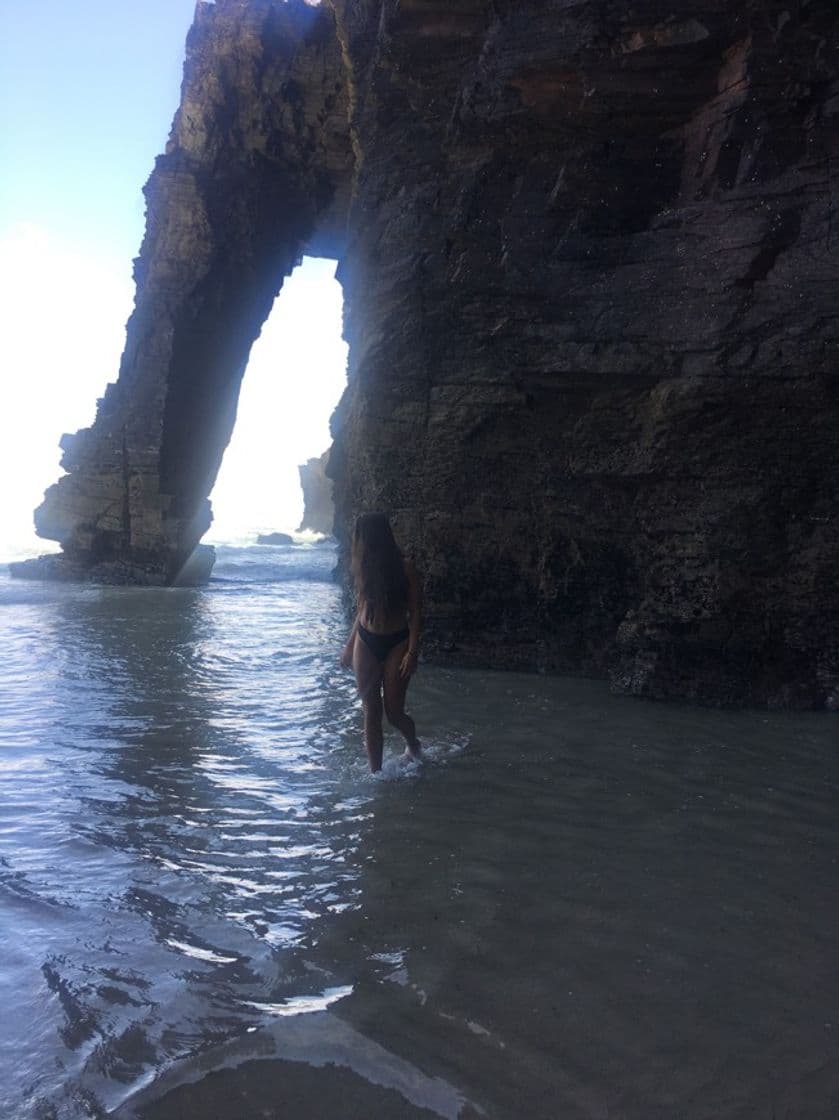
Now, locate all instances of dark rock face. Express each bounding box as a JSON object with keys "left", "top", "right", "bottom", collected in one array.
[
  {"left": 297, "top": 450, "right": 334, "bottom": 535},
  {"left": 20, "top": 0, "right": 839, "bottom": 706},
  {"left": 329, "top": 0, "right": 839, "bottom": 708}
]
